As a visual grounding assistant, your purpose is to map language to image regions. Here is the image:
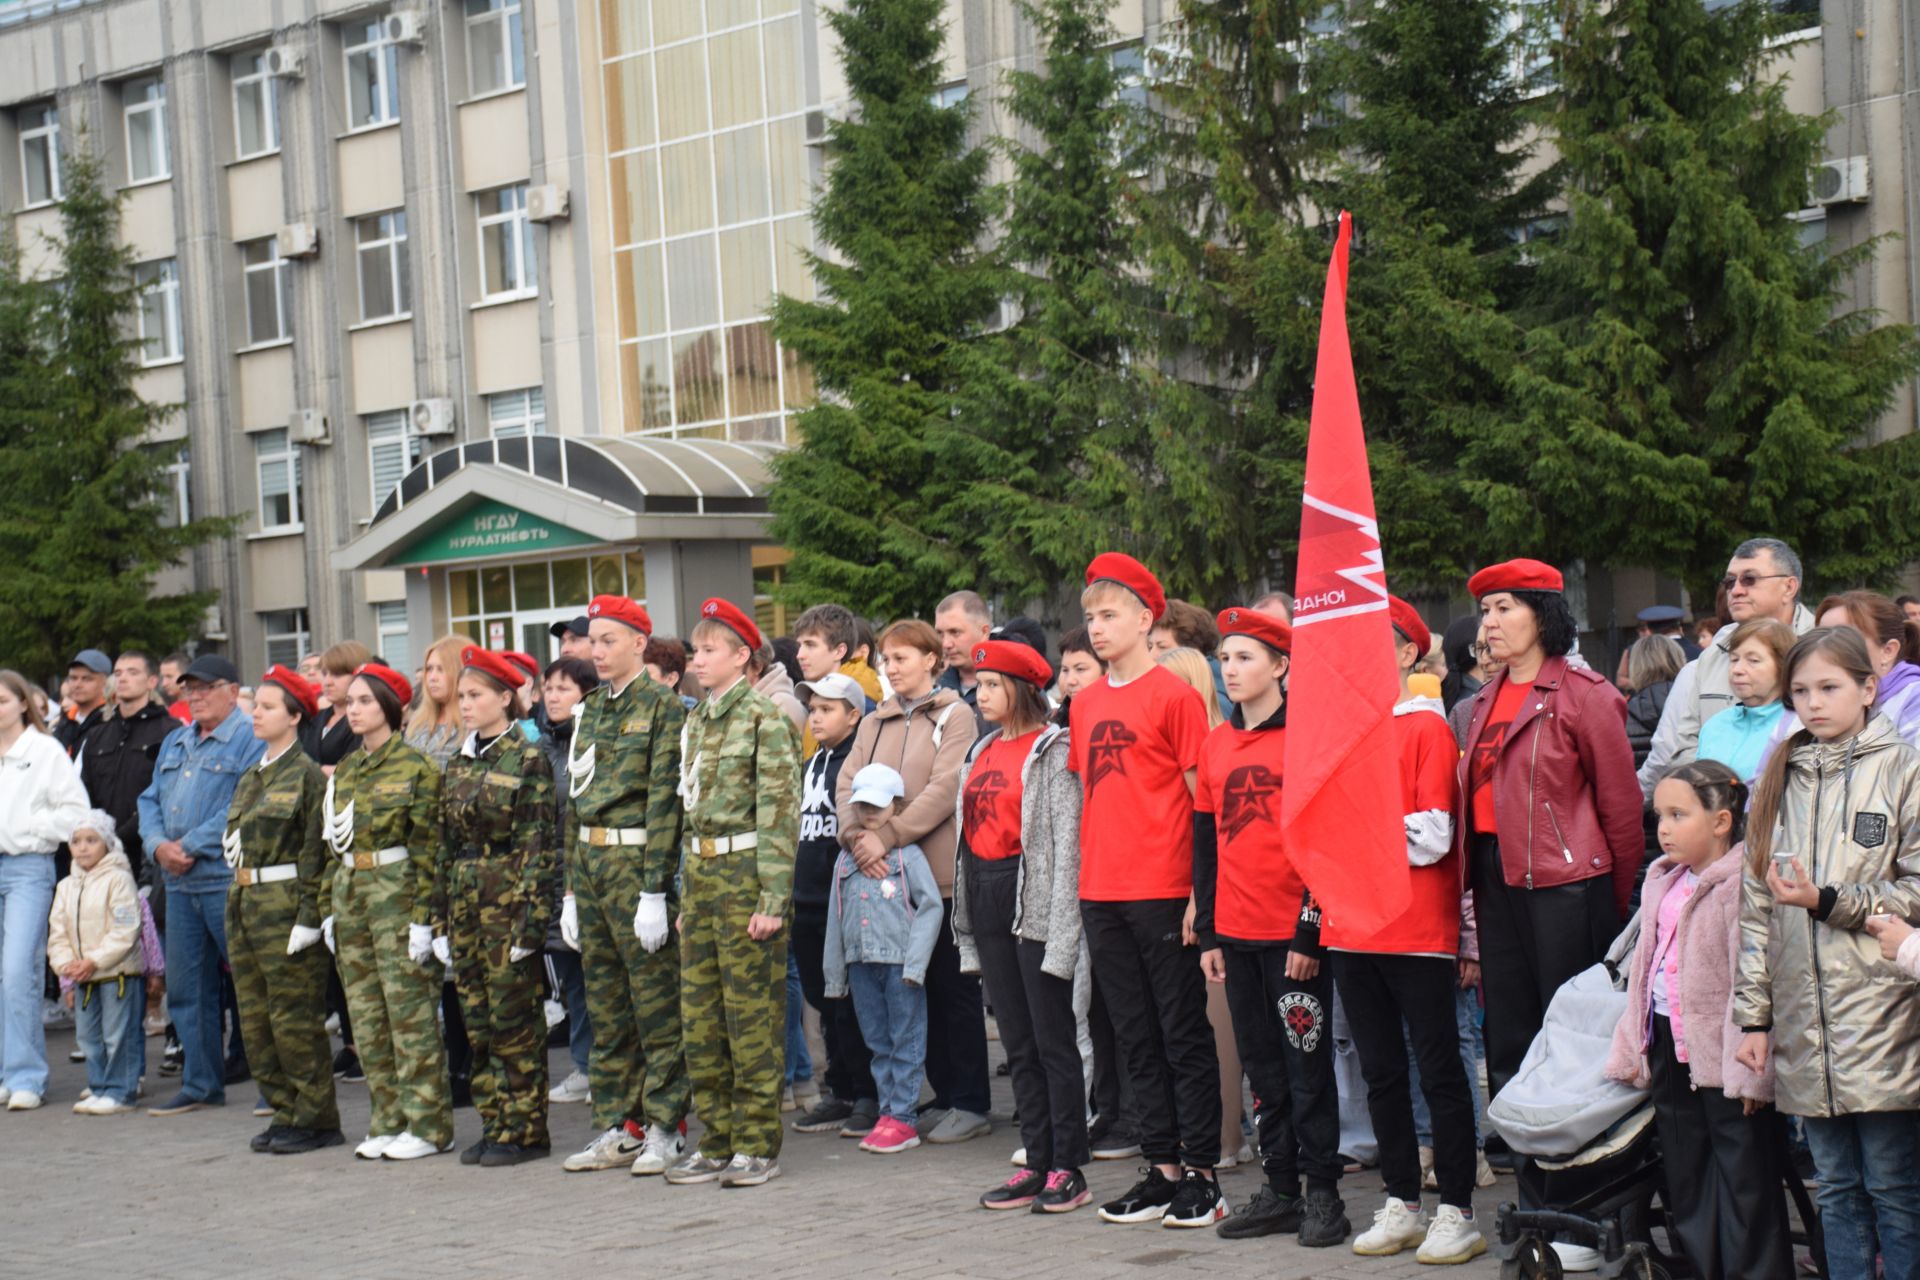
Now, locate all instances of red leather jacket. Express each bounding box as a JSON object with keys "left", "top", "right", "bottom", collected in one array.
[{"left": 1453, "top": 656, "right": 1643, "bottom": 918}]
